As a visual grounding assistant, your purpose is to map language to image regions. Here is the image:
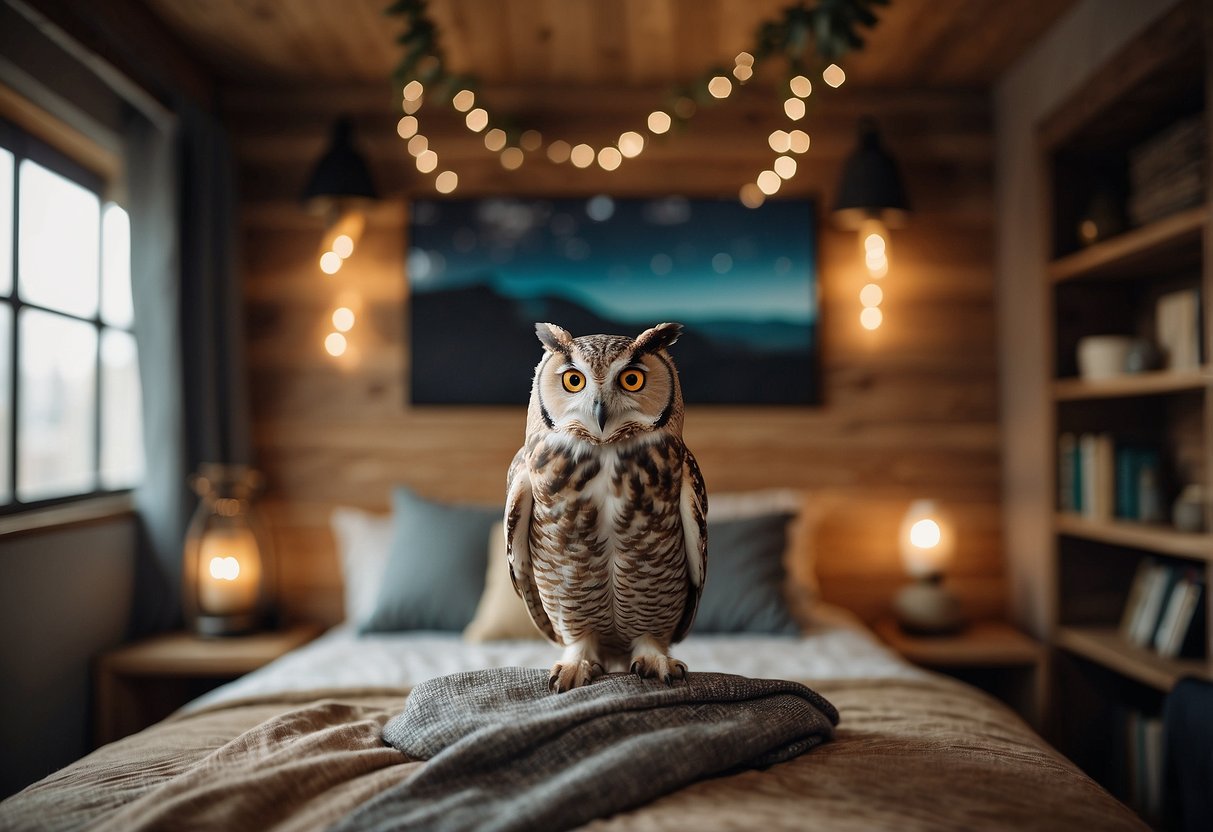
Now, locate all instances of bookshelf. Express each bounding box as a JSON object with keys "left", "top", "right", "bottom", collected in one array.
[{"left": 1037, "top": 0, "right": 1212, "bottom": 821}]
